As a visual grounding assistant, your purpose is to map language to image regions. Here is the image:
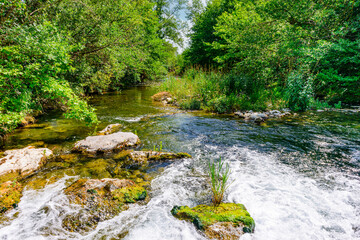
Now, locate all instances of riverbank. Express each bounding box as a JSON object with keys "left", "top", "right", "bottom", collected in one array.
[{"left": 159, "top": 70, "right": 358, "bottom": 115}]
